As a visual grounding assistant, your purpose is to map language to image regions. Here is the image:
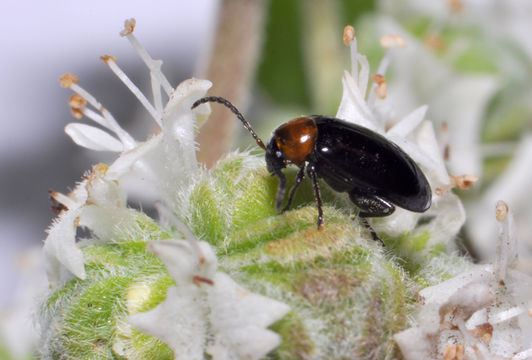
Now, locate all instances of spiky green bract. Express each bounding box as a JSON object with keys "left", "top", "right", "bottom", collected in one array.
[{"left": 41, "top": 152, "right": 468, "bottom": 359}]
